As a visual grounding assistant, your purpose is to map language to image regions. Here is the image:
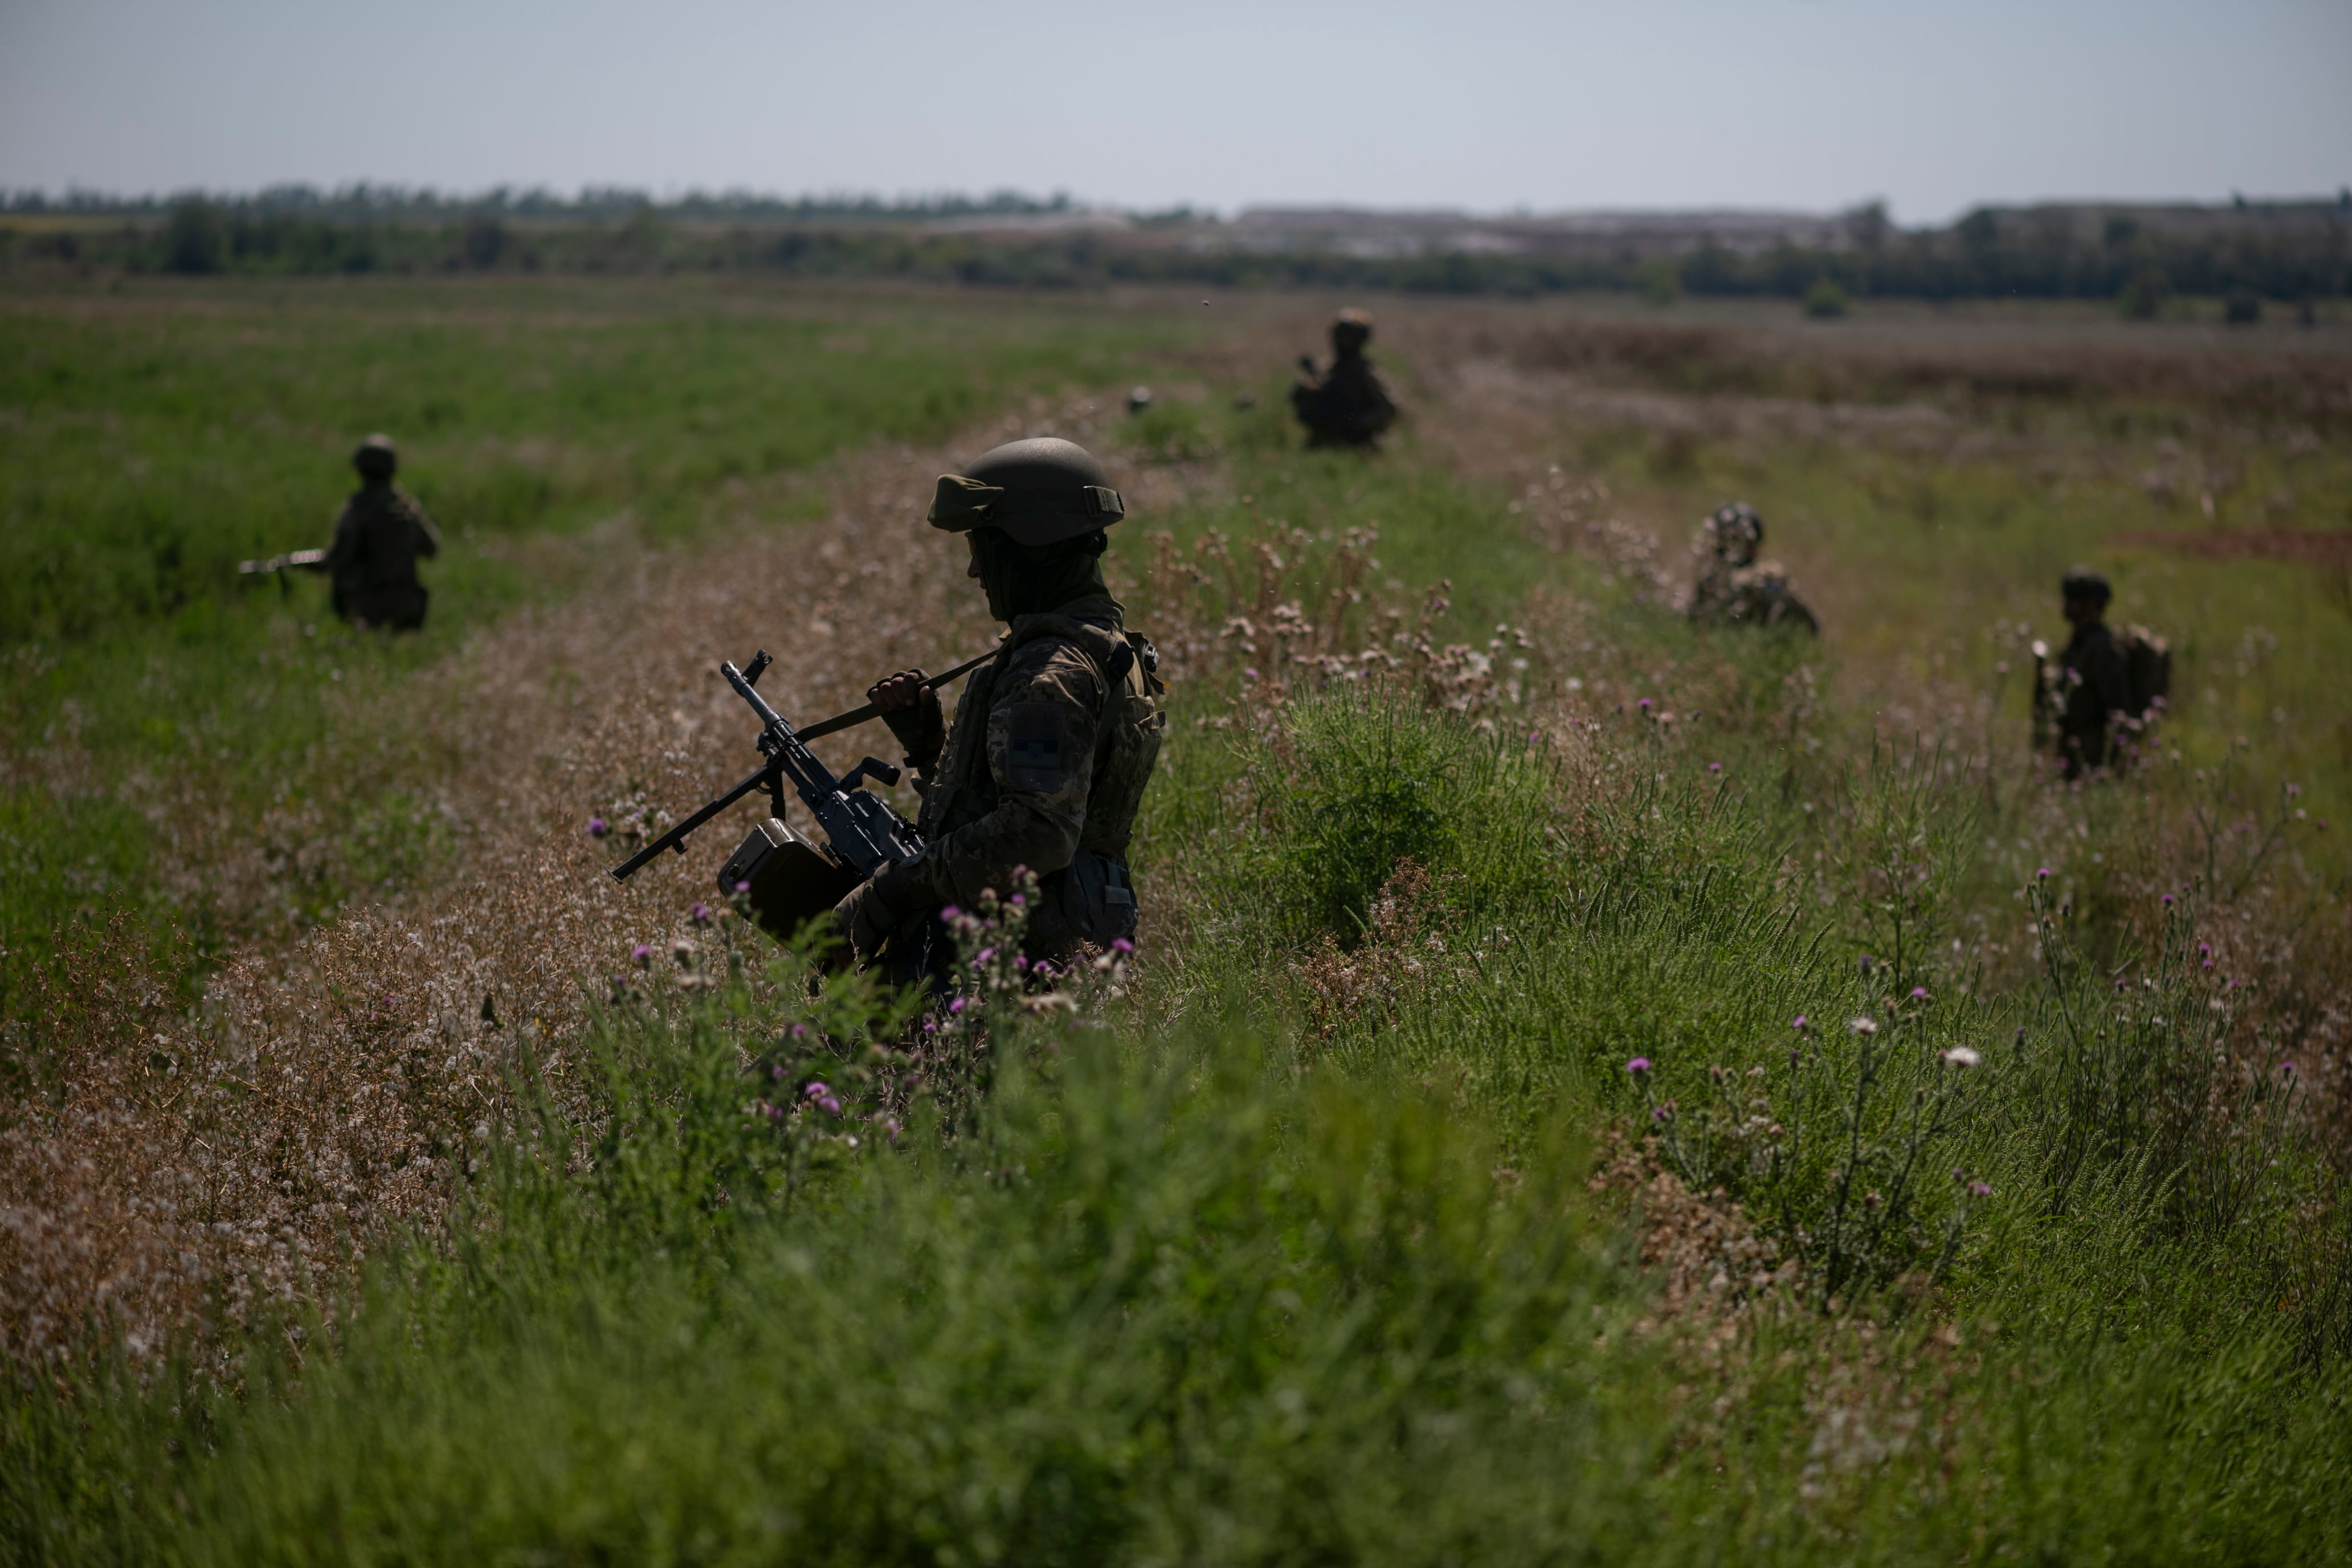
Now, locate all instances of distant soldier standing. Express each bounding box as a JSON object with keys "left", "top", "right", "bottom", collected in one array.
[
  {"left": 2033, "top": 567, "right": 2166, "bottom": 779},
  {"left": 322, "top": 434, "right": 442, "bottom": 630},
  {"left": 1291, "top": 308, "right": 1398, "bottom": 449},
  {"left": 1688, "top": 504, "right": 1820, "bottom": 634},
  {"left": 836, "top": 436, "right": 1167, "bottom": 972}
]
